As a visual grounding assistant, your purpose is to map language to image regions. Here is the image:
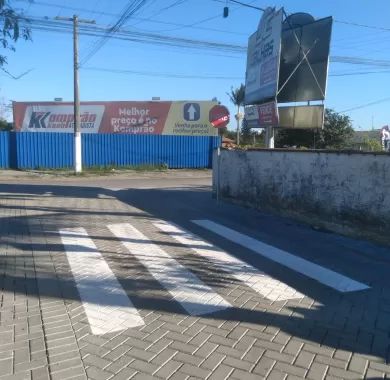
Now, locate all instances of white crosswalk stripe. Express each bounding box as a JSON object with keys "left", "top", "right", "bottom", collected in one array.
[
  {"left": 192, "top": 220, "right": 370, "bottom": 293},
  {"left": 59, "top": 228, "right": 145, "bottom": 335},
  {"left": 153, "top": 220, "right": 304, "bottom": 302},
  {"left": 108, "top": 223, "right": 231, "bottom": 316},
  {"left": 60, "top": 218, "right": 369, "bottom": 336}
]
